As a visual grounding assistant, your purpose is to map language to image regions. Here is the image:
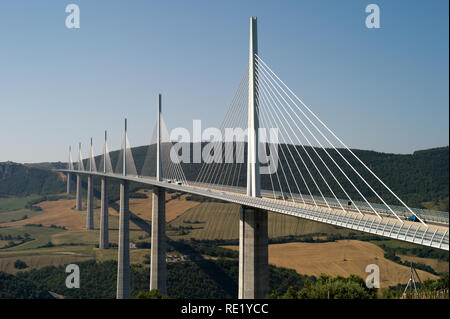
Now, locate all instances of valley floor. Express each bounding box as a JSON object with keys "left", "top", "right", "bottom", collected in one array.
[{"left": 0, "top": 194, "right": 448, "bottom": 297}]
